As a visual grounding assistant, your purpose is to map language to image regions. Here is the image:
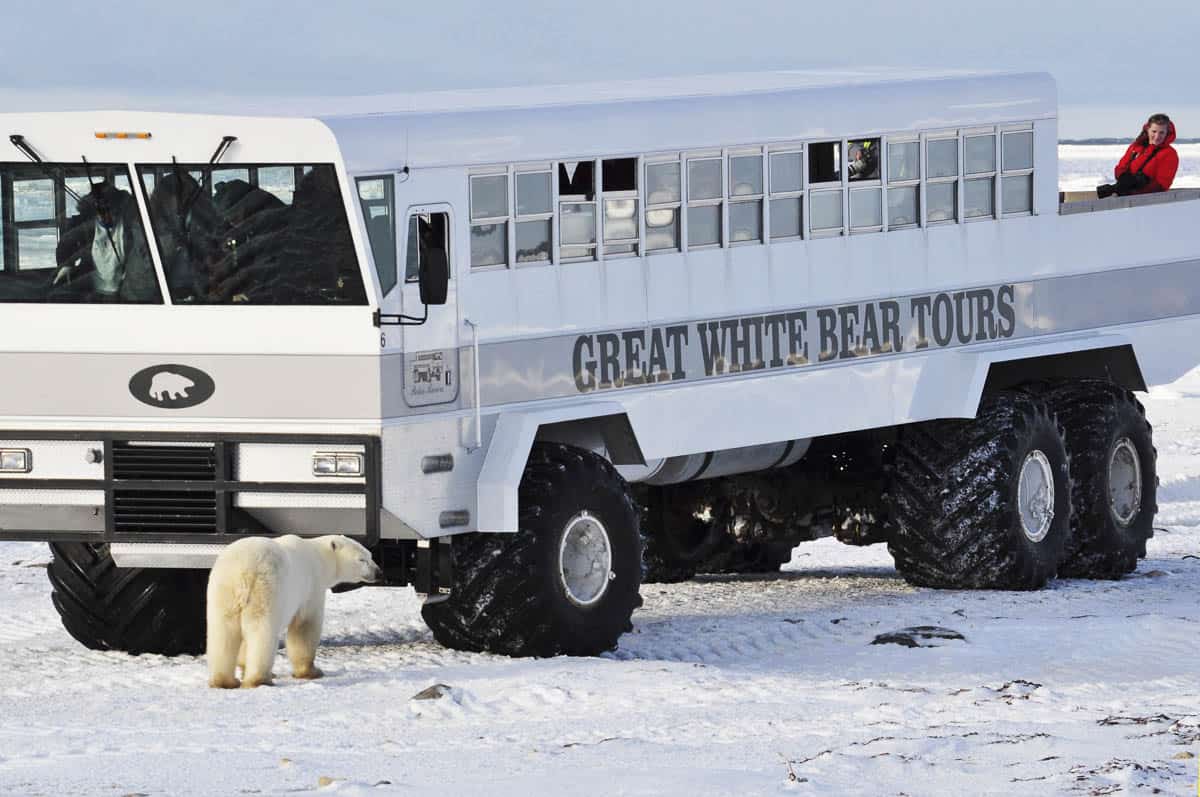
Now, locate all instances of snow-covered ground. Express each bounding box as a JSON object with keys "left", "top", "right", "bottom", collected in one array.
[
  {"left": 3, "top": 373, "right": 1200, "bottom": 795},
  {"left": 1060, "top": 143, "right": 1200, "bottom": 192}
]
